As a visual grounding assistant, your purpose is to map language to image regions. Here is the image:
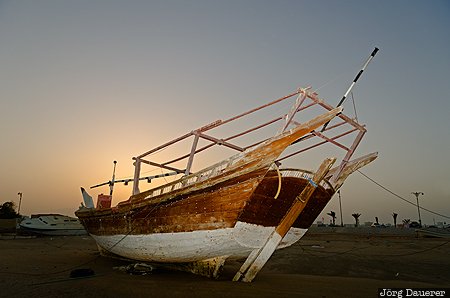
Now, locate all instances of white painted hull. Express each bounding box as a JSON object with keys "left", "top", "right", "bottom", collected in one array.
[{"left": 91, "top": 221, "right": 307, "bottom": 263}]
